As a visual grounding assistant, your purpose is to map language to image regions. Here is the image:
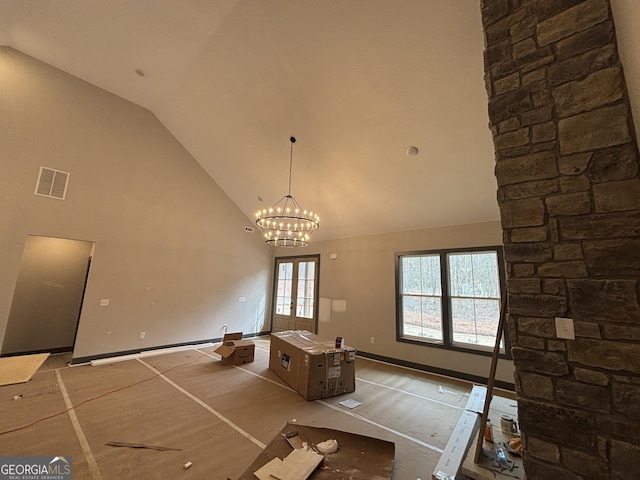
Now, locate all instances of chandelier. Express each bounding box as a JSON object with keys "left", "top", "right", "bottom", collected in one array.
[{"left": 255, "top": 137, "right": 320, "bottom": 247}]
